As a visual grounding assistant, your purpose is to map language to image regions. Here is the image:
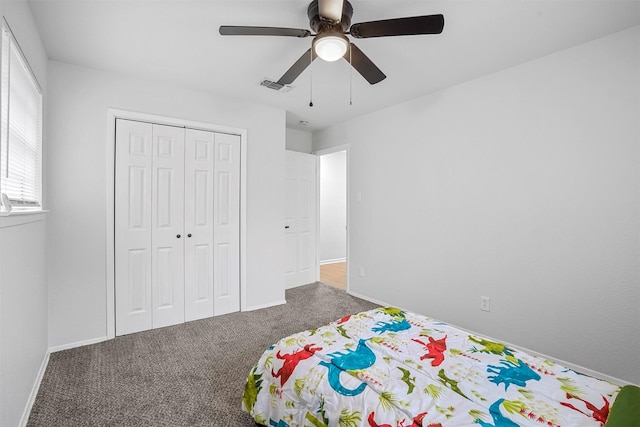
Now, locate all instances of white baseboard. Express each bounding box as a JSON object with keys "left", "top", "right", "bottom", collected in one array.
[
  {"left": 319, "top": 258, "right": 346, "bottom": 265},
  {"left": 244, "top": 299, "right": 287, "bottom": 312},
  {"left": 49, "top": 336, "right": 108, "bottom": 353},
  {"left": 347, "top": 290, "right": 404, "bottom": 310},
  {"left": 18, "top": 337, "right": 109, "bottom": 426},
  {"left": 19, "top": 350, "right": 50, "bottom": 427},
  {"left": 347, "top": 290, "right": 631, "bottom": 387}
]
